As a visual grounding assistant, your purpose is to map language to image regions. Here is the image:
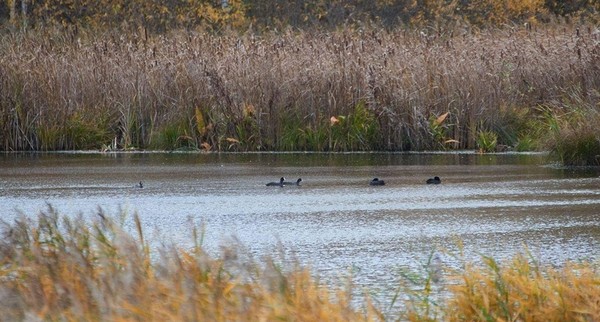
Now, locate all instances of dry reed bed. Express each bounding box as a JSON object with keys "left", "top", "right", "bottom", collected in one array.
[
  {"left": 2, "top": 210, "right": 600, "bottom": 321},
  {"left": 0, "top": 25, "right": 598, "bottom": 151}
]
